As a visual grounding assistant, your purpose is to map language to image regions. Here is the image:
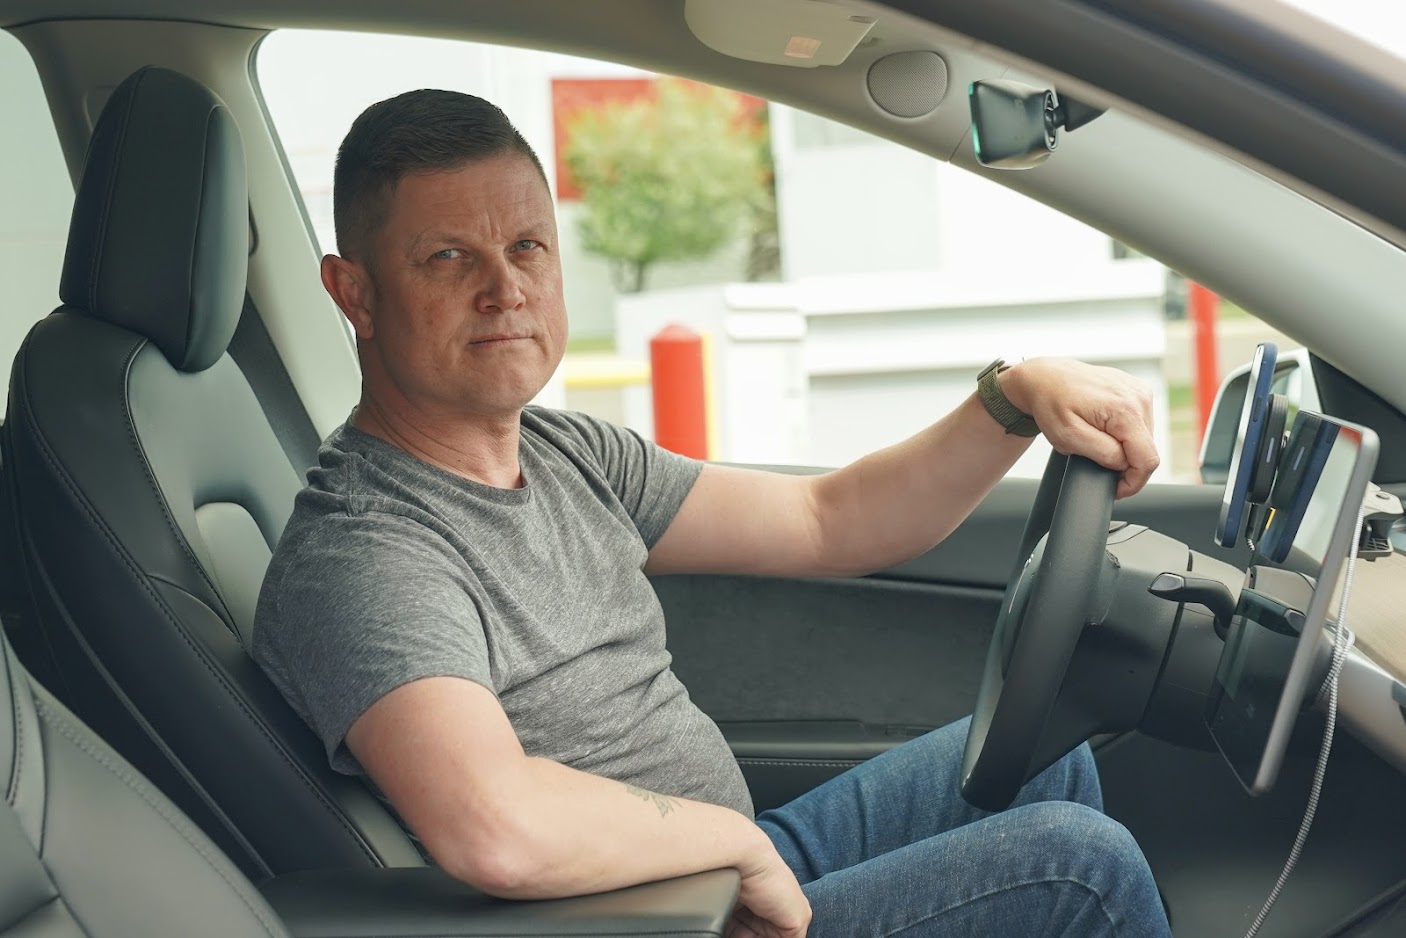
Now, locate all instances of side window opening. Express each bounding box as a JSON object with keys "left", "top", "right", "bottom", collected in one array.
[
  {"left": 255, "top": 29, "right": 1287, "bottom": 484},
  {"left": 0, "top": 30, "right": 75, "bottom": 391}
]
